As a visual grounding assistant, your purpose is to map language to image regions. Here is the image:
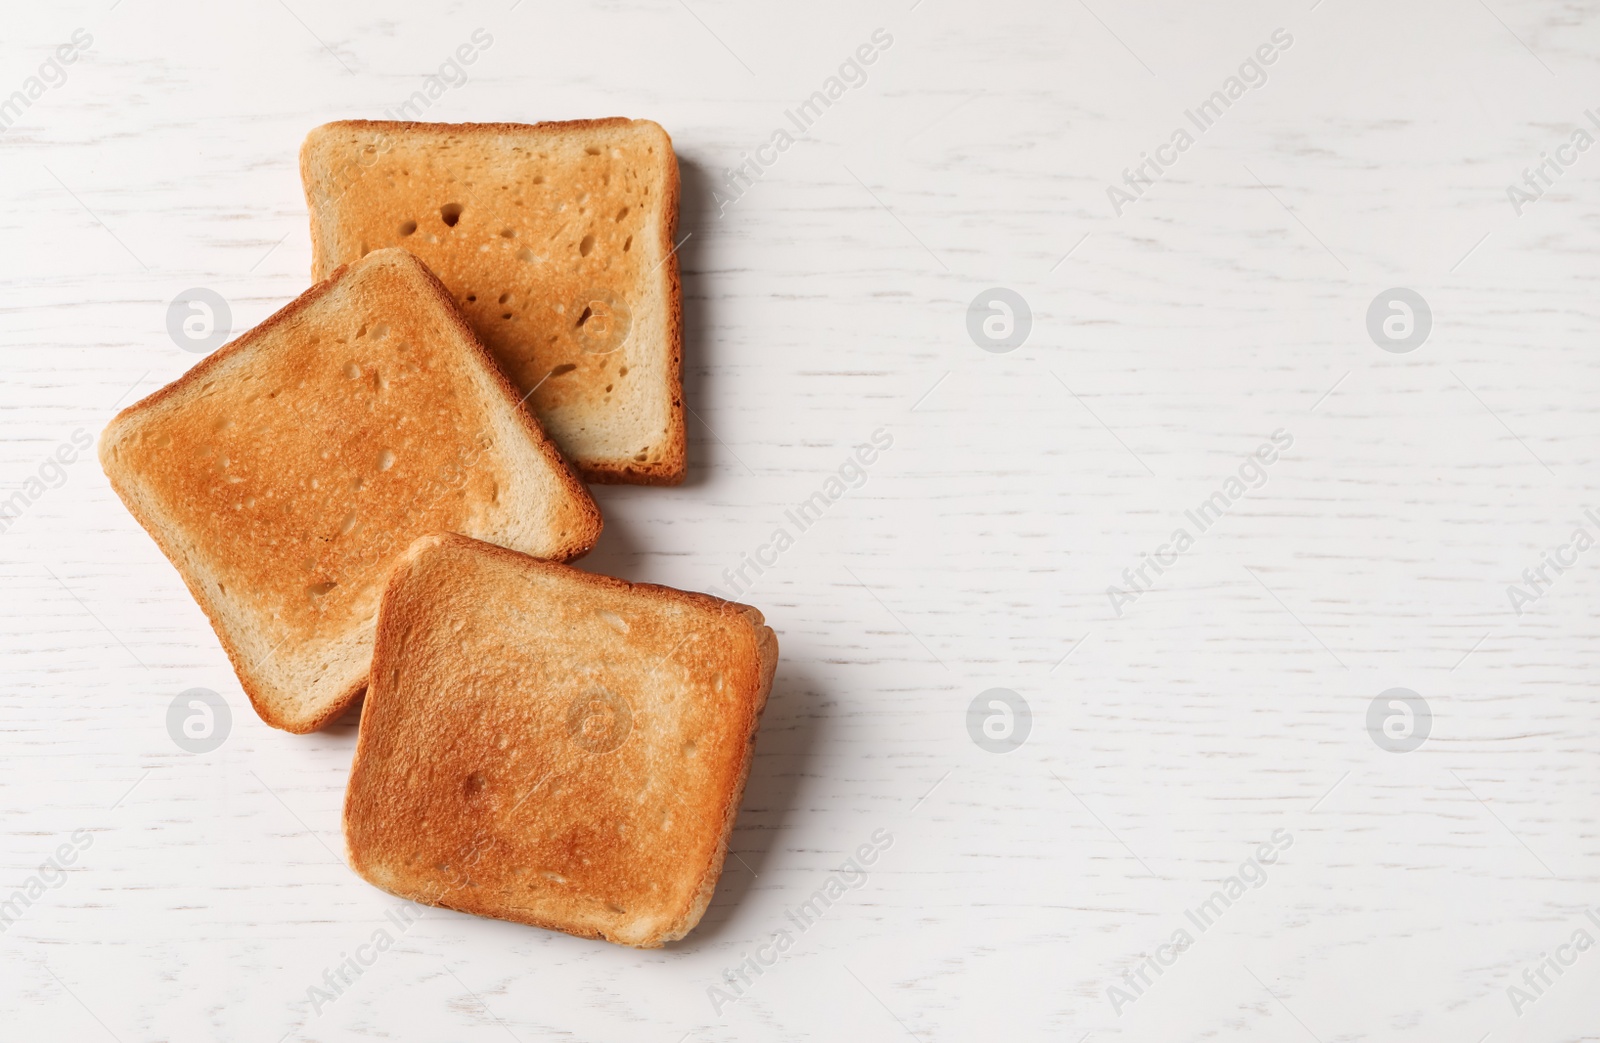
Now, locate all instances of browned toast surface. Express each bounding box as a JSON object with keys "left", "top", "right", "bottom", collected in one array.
[
  {"left": 344, "top": 533, "right": 778, "bottom": 948},
  {"left": 301, "top": 119, "right": 685, "bottom": 484},
  {"left": 99, "top": 249, "right": 601, "bottom": 732}
]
